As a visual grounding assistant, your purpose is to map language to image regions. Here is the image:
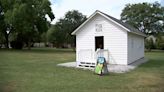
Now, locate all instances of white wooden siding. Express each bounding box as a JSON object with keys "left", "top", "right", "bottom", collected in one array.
[
  {"left": 128, "top": 33, "right": 144, "bottom": 64},
  {"left": 76, "top": 14, "right": 128, "bottom": 65}
]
